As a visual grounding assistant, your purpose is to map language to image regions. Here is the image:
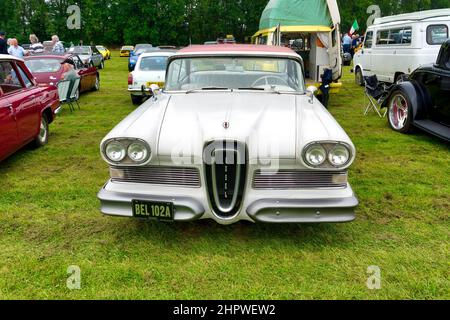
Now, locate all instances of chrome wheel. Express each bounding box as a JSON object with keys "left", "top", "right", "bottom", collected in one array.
[
  {"left": 94, "top": 76, "right": 100, "bottom": 90},
  {"left": 389, "top": 93, "right": 409, "bottom": 130},
  {"left": 355, "top": 68, "right": 363, "bottom": 86},
  {"left": 38, "top": 117, "right": 48, "bottom": 144}
]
